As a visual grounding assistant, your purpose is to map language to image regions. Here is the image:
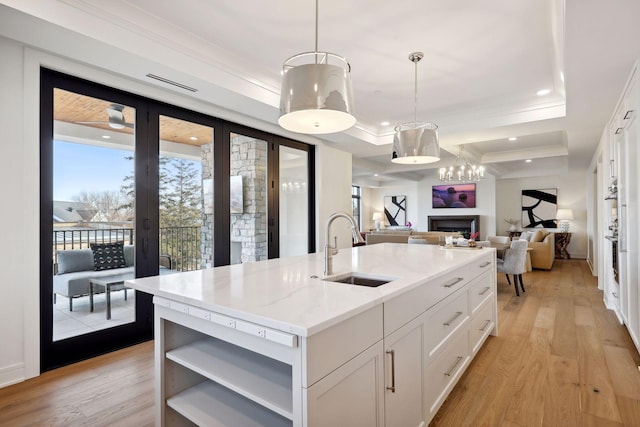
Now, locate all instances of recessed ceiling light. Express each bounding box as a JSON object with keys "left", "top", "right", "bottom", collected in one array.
[
  {"left": 374, "top": 173, "right": 379, "bottom": 177},
  {"left": 380, "top": 121, "right": 390, "bottom": 126},
  {"left": 536, "top": 89, "right": 551, "bottom": 96},
  {"left": 508, "top": 137, "right": 517, "bottom": 141},
  {"left": 525, "top": 159, "right": 532, "bottom": 163},
  {"left": 102, "top": 135, "right": 111, "bottom": 139},
  {"left": 190, "top": 136, "right": 198, "bottom": 141}
]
